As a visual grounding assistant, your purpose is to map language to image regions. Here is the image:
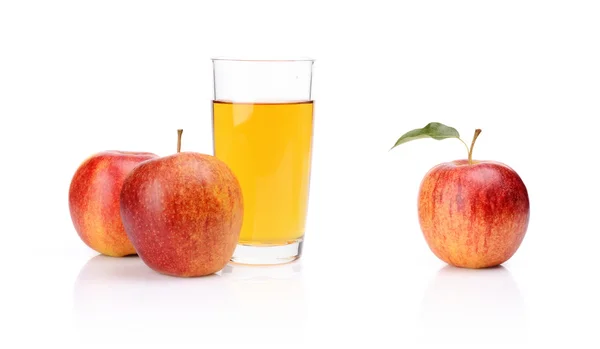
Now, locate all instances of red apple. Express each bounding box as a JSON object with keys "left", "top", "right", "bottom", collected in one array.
[
  {"left": 69, "top": 151, "right": 158, "bottom": 257},
  {"left": 392, "top": 124, "right": 530, "bottom": 269},
  {"left": 119, "top": 130, "right": 243, "bottom": 277},
  {"left": 418, "top": 159, "right": 529, "bottom": 268}
]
